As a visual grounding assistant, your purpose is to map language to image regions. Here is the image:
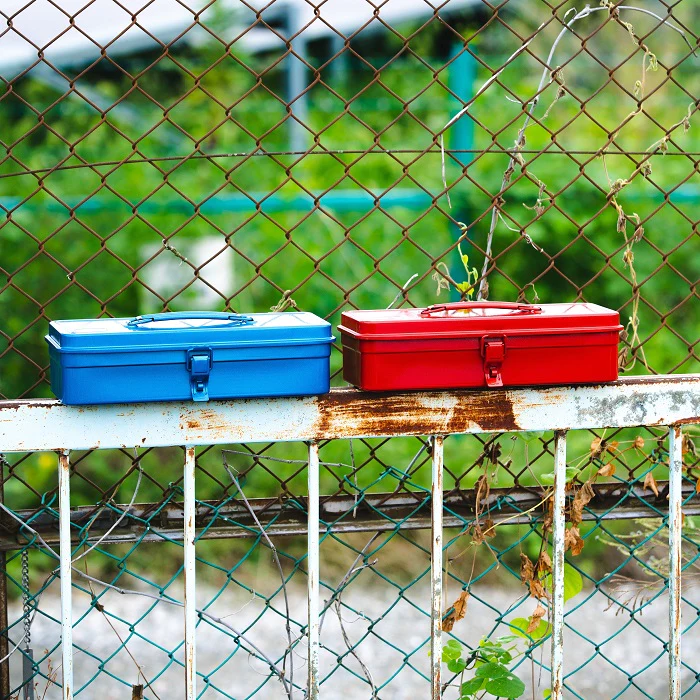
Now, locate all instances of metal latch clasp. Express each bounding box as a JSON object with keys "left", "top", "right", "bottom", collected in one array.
[
  {"left": 481, "top": 336, "right": 506, "bottom": 388},
  {"left": 186, "top": 347, "right": 213, "bottom": 402}
]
